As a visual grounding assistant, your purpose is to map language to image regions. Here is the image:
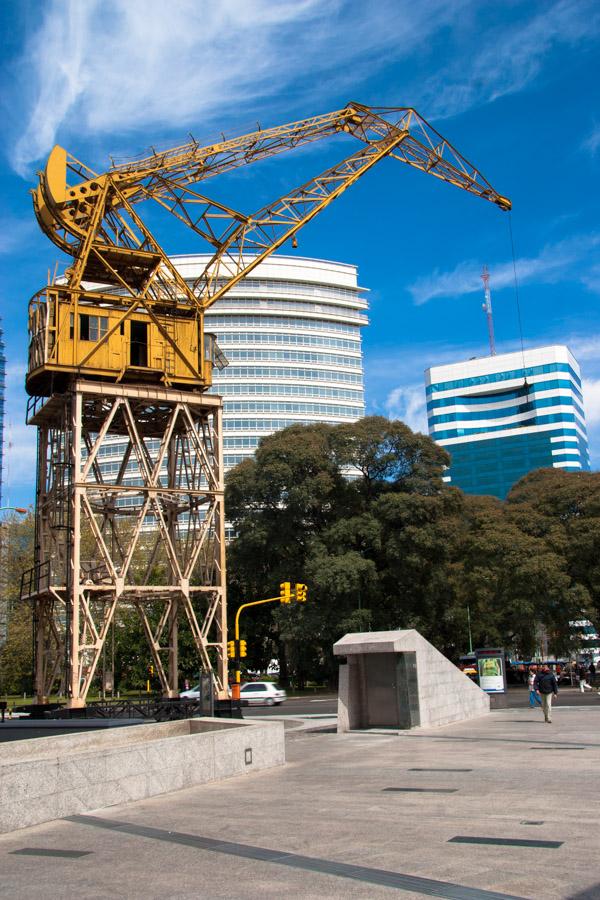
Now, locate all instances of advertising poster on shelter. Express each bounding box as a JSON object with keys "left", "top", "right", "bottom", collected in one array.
[{"left": 477, "top": 654, "right": 504, "bottom": 693}]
